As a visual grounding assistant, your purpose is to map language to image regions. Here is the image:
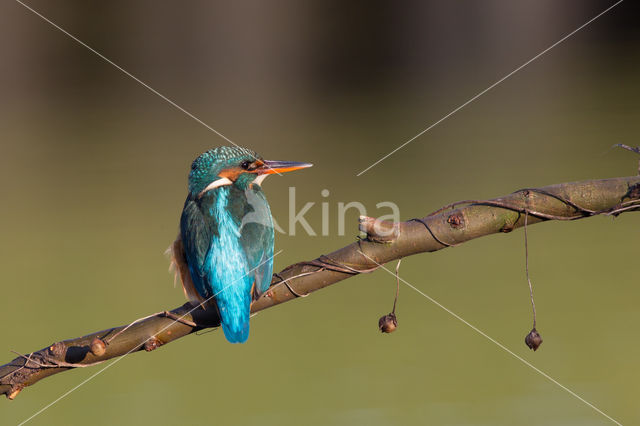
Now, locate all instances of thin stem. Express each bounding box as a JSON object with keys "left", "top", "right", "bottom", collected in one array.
[
  {"left": 524, "top": 211, "right": 537, "bottom": 329},
  {"left": 392, "top": 259, "right": 401, "bottom": 314}
]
